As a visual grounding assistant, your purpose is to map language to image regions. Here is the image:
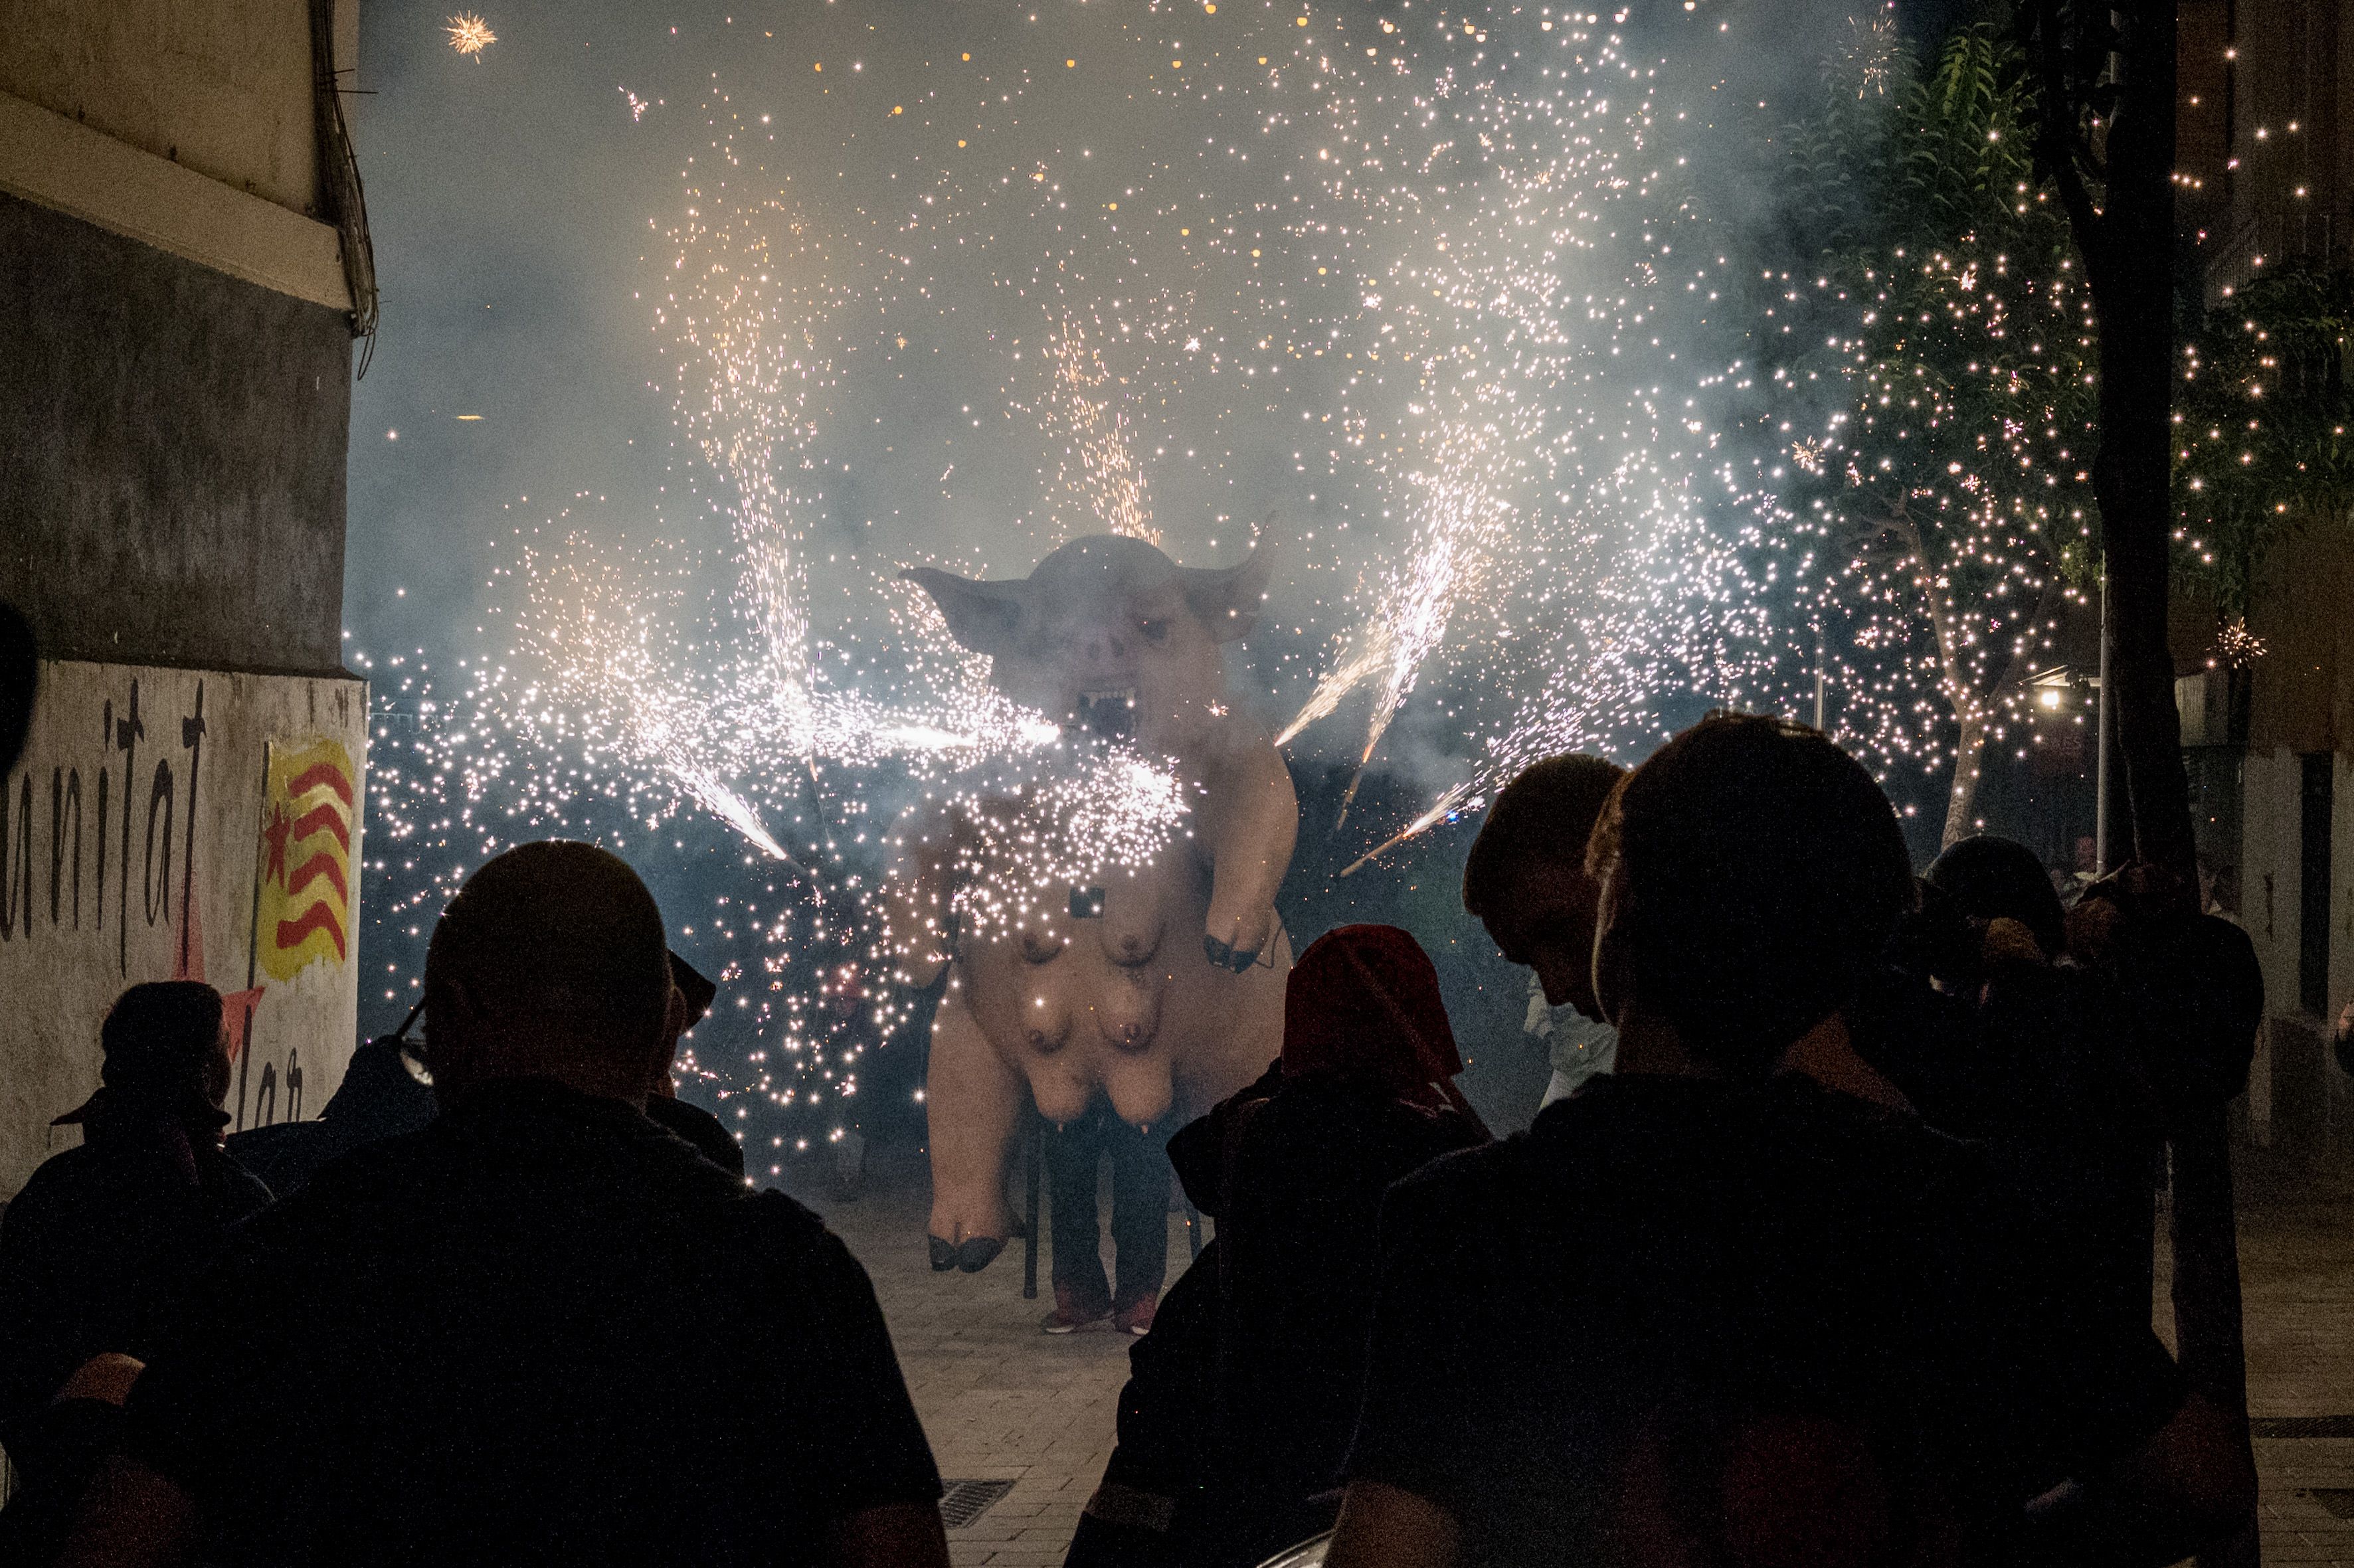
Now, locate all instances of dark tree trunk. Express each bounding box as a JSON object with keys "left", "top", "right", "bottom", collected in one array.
[
  {"left": 2035, "top": 4, "right": 2257, "bottom": 1561},
  {"left": 2084, "top": 1, "right": 2197, "bottom": 887},
  {"left": 2173, "top": 1113, "right": 2258, "bottom": 1568}
]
